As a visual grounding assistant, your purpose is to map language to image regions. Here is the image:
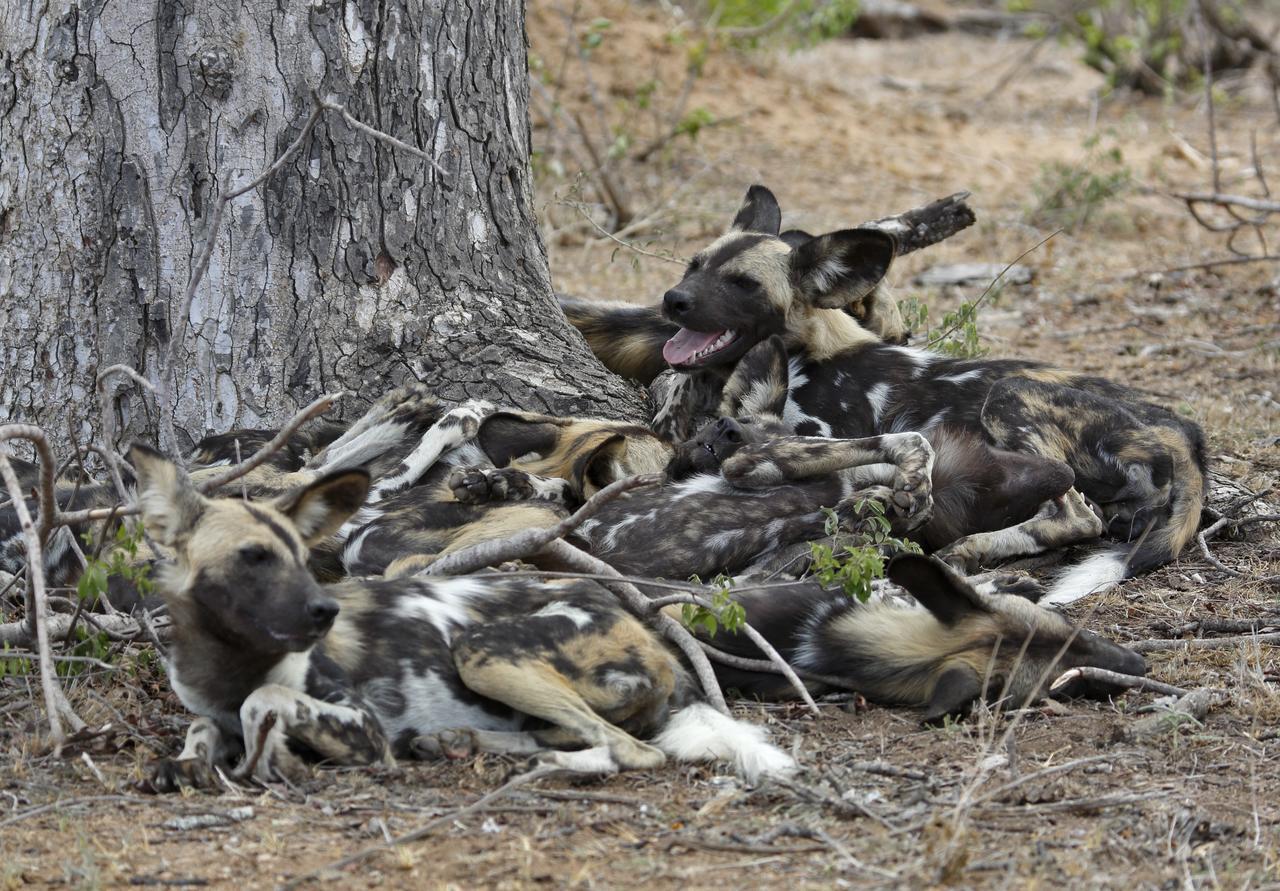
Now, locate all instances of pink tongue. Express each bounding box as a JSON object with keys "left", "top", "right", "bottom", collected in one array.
[{"left": 663, "top": 328, "right": 724, "bottom": 365}]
